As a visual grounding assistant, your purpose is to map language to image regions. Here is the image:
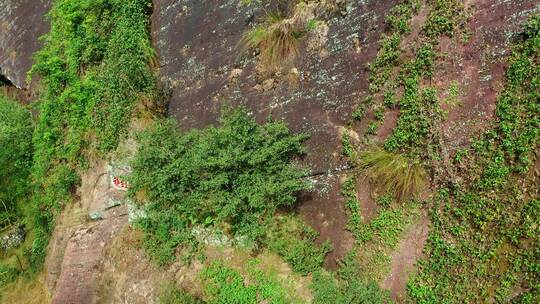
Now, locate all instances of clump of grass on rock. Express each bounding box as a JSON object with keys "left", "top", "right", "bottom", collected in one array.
[
  {"left": 240, "top": 2, "right": 317, "bottom": 72},
  {"left": 241, "top": 13, "right": 302, "bottom": 72},
  {"left": 360, "top": 148, "right": 427, "bottom": 201}
]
